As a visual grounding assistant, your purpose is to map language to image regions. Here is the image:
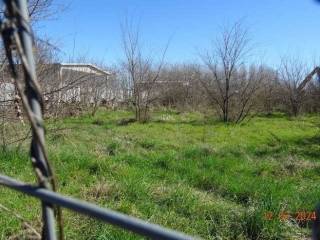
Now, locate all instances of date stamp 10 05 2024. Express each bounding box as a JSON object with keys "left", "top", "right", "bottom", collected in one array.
[{"left": 263, "top": 211, "right": 317, "bottom": 222}]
